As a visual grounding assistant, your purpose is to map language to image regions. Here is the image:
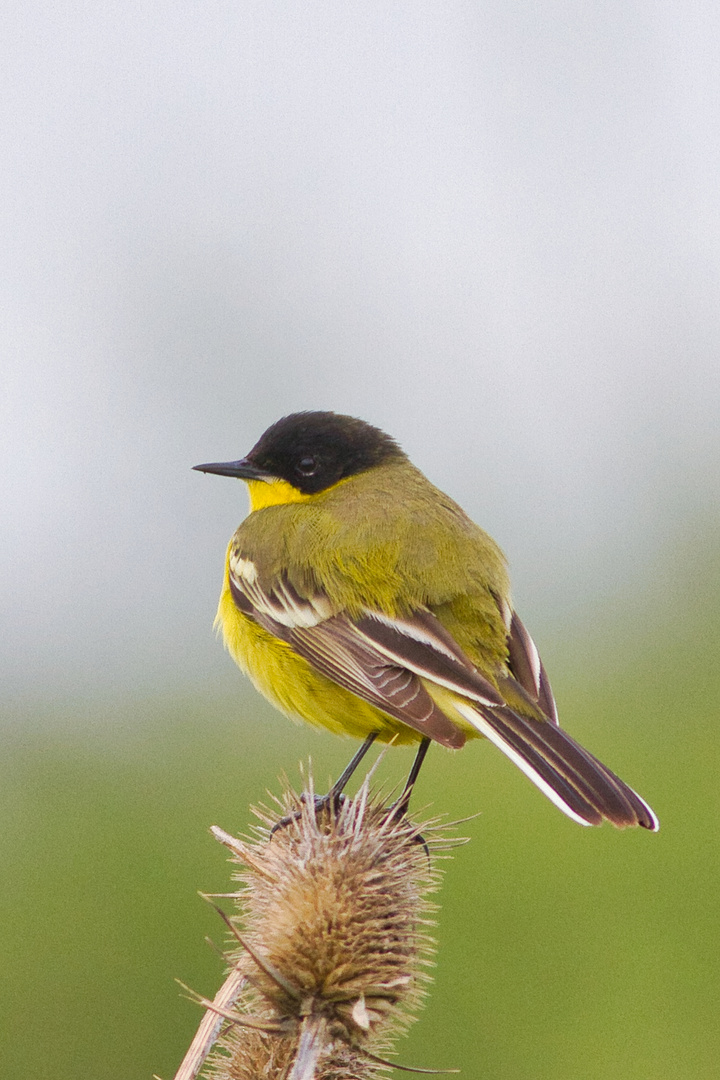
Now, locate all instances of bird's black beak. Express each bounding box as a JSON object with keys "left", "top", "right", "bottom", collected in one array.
[{"left": 192, "top": 457, "right": 271, "bottom": 481}]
